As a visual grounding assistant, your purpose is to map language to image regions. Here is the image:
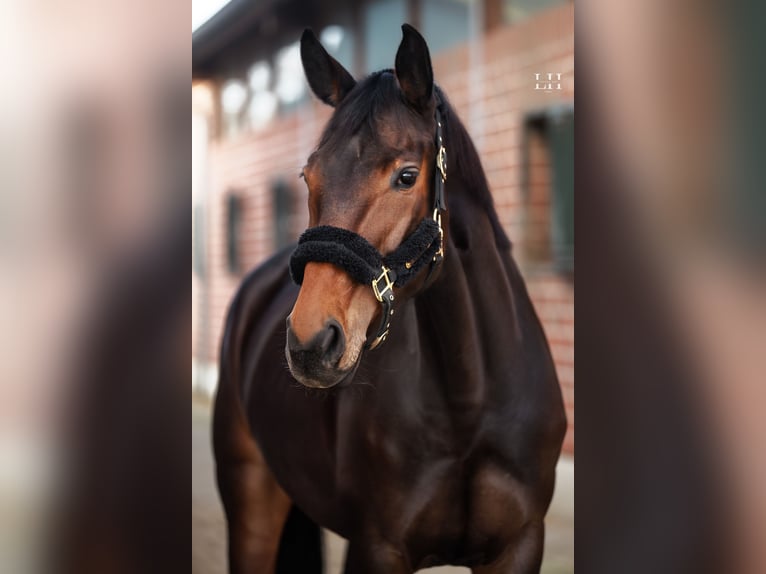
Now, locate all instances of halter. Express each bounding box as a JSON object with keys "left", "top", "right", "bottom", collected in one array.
[{"left": 290, "top": 105, "right": 448, "bottom": 350}]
